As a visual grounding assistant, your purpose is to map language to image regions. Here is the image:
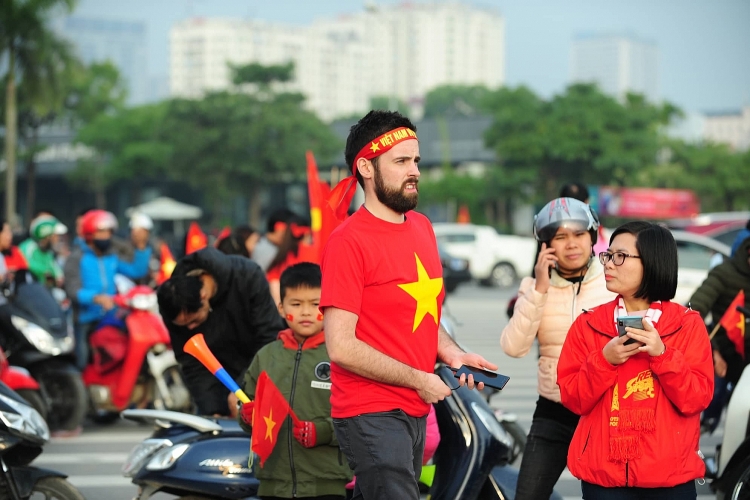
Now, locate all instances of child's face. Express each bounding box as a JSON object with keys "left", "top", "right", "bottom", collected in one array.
[{"left": 279, "top": 286, "right": 323, "bottom": 340}]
